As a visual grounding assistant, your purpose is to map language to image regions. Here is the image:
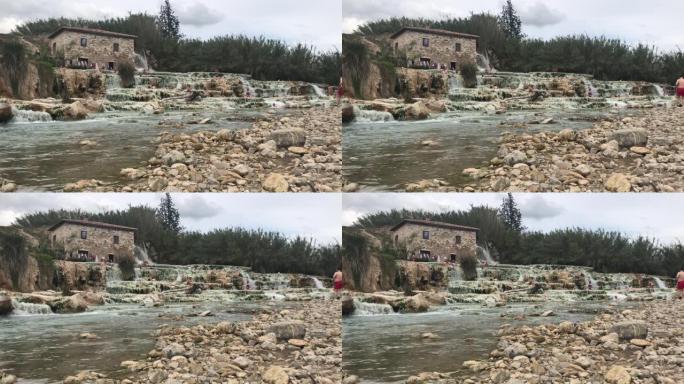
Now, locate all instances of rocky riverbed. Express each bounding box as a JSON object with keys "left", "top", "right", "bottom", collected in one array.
[
  {"left": 55, "top": 299, "right": 341, "bottom": 384},
  {"left": 392, "top": 300, "right": 684, "bottom": 384}
]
